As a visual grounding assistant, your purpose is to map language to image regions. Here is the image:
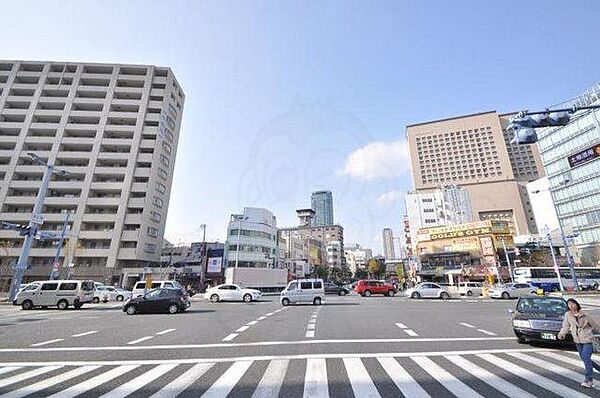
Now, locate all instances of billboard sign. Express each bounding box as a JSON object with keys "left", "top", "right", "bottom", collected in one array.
[
  {"left": 207, "top": 257, "right": 222, "bottom": 274},
  {"left": 568, "top": 143, "right": 600, "bottom": 168}
]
